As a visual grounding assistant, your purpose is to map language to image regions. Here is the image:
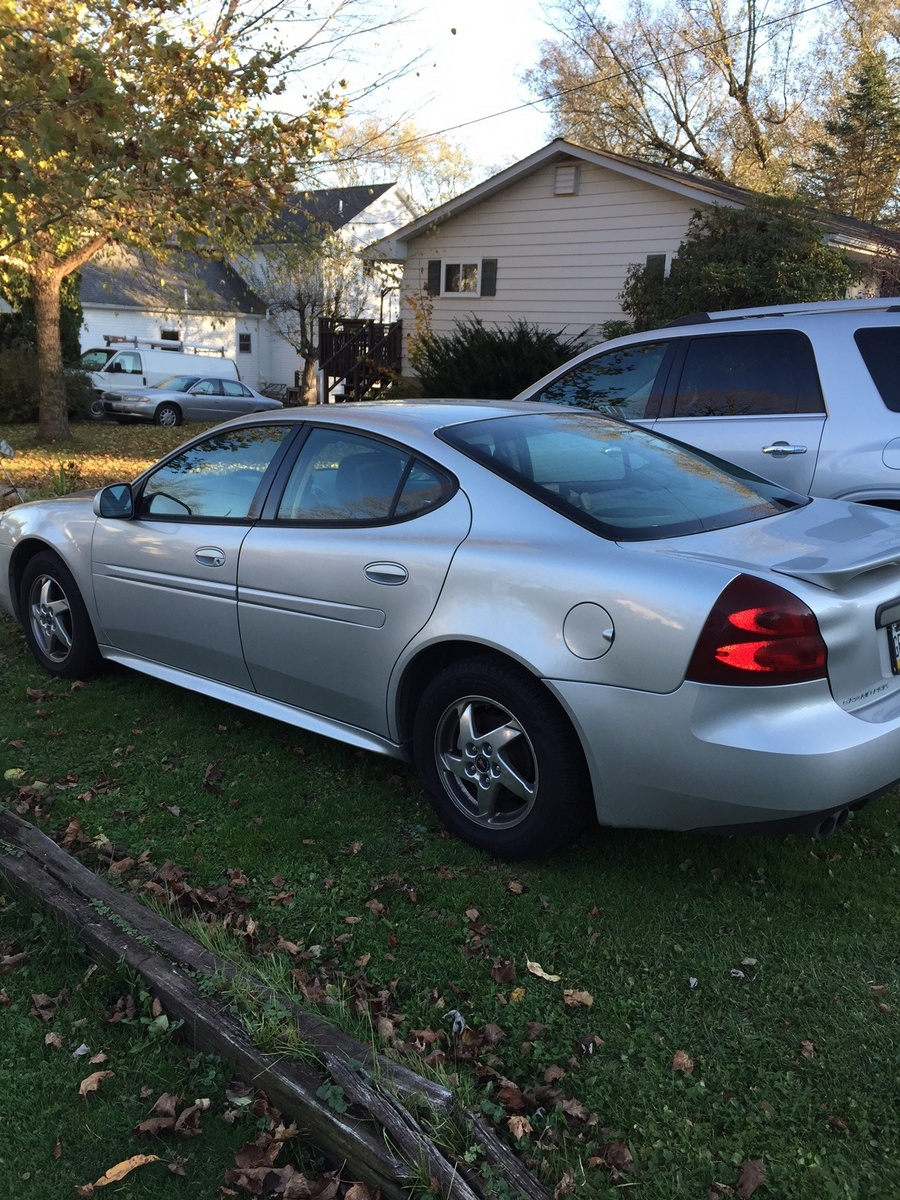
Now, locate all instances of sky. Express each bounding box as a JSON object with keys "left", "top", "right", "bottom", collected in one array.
[{"left": 360, "top": 0, "right": 559, "bottom": 173}]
